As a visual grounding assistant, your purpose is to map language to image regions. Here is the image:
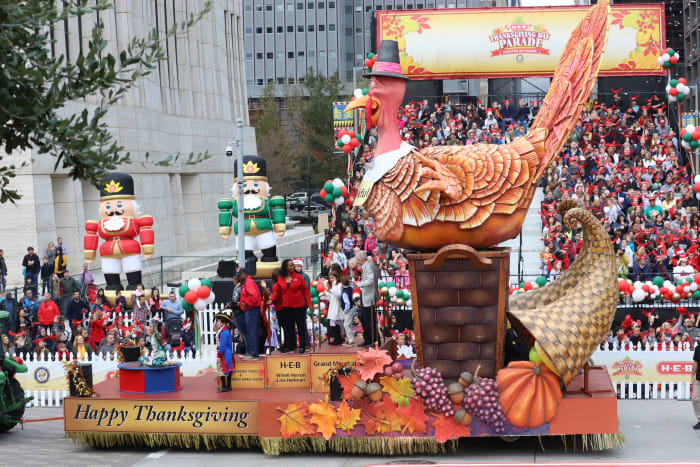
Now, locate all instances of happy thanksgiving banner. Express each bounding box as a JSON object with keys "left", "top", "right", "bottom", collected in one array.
[{"left": 377, "top": 4, "right": 665, "bottom": 78}]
